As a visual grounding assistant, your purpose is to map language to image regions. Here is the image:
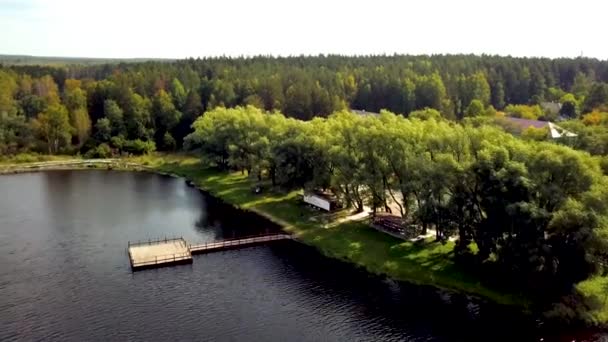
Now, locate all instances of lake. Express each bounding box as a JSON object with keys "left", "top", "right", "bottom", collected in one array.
[{"left": 0, "top": 170, "right": 598, "bottom": 341}]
